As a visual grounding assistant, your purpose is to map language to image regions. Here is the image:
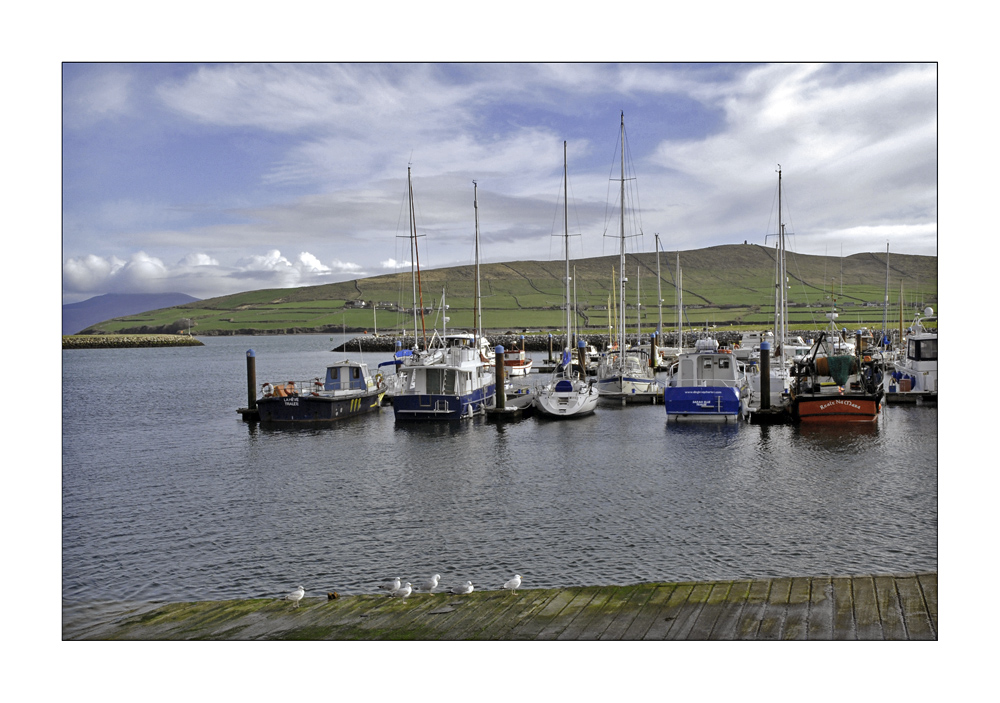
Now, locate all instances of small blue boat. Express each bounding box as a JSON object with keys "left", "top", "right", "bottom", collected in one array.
[{"left": 663, "top": 338, "right": 749, "bottom": 423}]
